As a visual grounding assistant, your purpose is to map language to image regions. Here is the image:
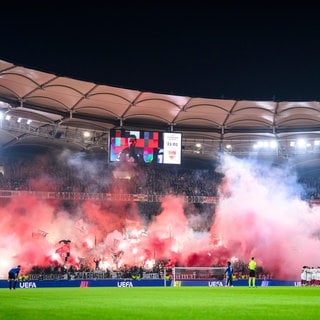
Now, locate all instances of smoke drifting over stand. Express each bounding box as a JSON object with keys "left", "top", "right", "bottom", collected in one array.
[
  {"left": 0, "top": 151, "right": 319, "bottom": 280},
  {"left": 212, "top": 155, "right": 320, "bottom": 279}
]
